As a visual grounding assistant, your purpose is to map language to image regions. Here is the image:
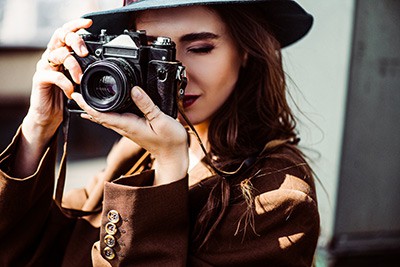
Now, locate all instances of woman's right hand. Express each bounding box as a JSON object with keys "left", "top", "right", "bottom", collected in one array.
[
  {"left": 13, "top": 19, "right": 93, "bottom": 177},
  {"left": 24, "top": 18, "right": 93, "bottom": 141}
]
